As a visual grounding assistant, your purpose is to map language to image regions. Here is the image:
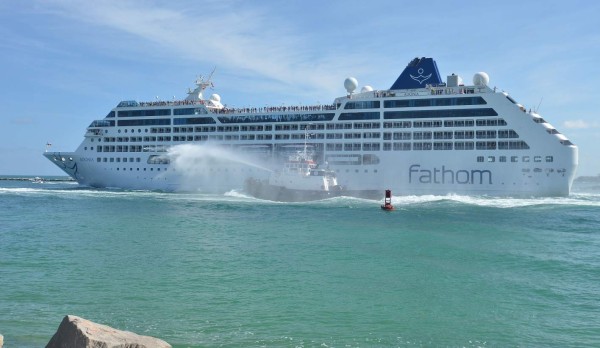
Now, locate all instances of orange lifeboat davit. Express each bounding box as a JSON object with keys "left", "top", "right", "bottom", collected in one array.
[{"left": 380, "top": 189, "right": 394, "bottom": 211}]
